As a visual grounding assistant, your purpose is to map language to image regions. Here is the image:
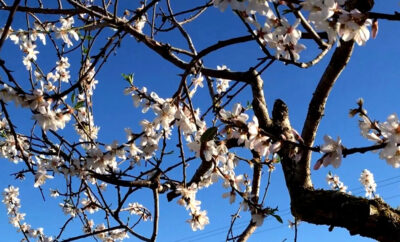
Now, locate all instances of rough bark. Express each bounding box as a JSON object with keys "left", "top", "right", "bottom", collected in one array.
[{"left": 291, "top": 188, "right": 400, "bottom": 241}]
